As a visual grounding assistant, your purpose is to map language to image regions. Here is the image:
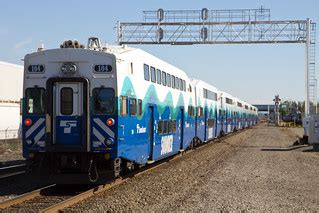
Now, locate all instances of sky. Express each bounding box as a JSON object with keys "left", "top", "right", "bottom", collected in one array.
[{"left": 0, "top": 0, "right": 318, "bottom": 104}]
